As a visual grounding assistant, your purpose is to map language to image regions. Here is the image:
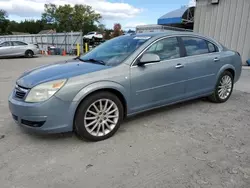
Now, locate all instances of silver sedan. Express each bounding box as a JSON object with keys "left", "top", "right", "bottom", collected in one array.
[{"left": 0, "top": 41, "right": 40, "bottom": 58}]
